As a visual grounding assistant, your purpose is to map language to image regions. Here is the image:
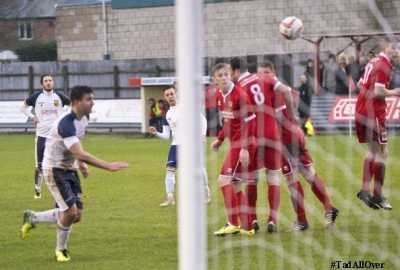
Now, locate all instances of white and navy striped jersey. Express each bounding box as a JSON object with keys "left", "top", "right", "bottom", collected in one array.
[
  {"left": 158, "top": 103, "right": 207, "bottom": 145},
  {"left": 164, "top": 104, "right": 179, "bottom": 145},
  {"left": 42, "top": 111, "right": 89, "bottom": 171},
  {"left": 21, "top": 90, "right": 70, "bottom": 137}
]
